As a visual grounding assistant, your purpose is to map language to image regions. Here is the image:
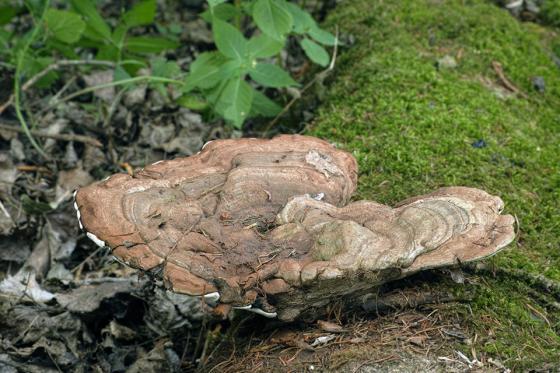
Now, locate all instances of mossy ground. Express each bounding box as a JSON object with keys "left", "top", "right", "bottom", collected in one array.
[
  {"left": 208, "top": 1, "right": 560, "bottom": 371},
  {"left": 307, "top": 0, "right": 560, "bottom": 369}
]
